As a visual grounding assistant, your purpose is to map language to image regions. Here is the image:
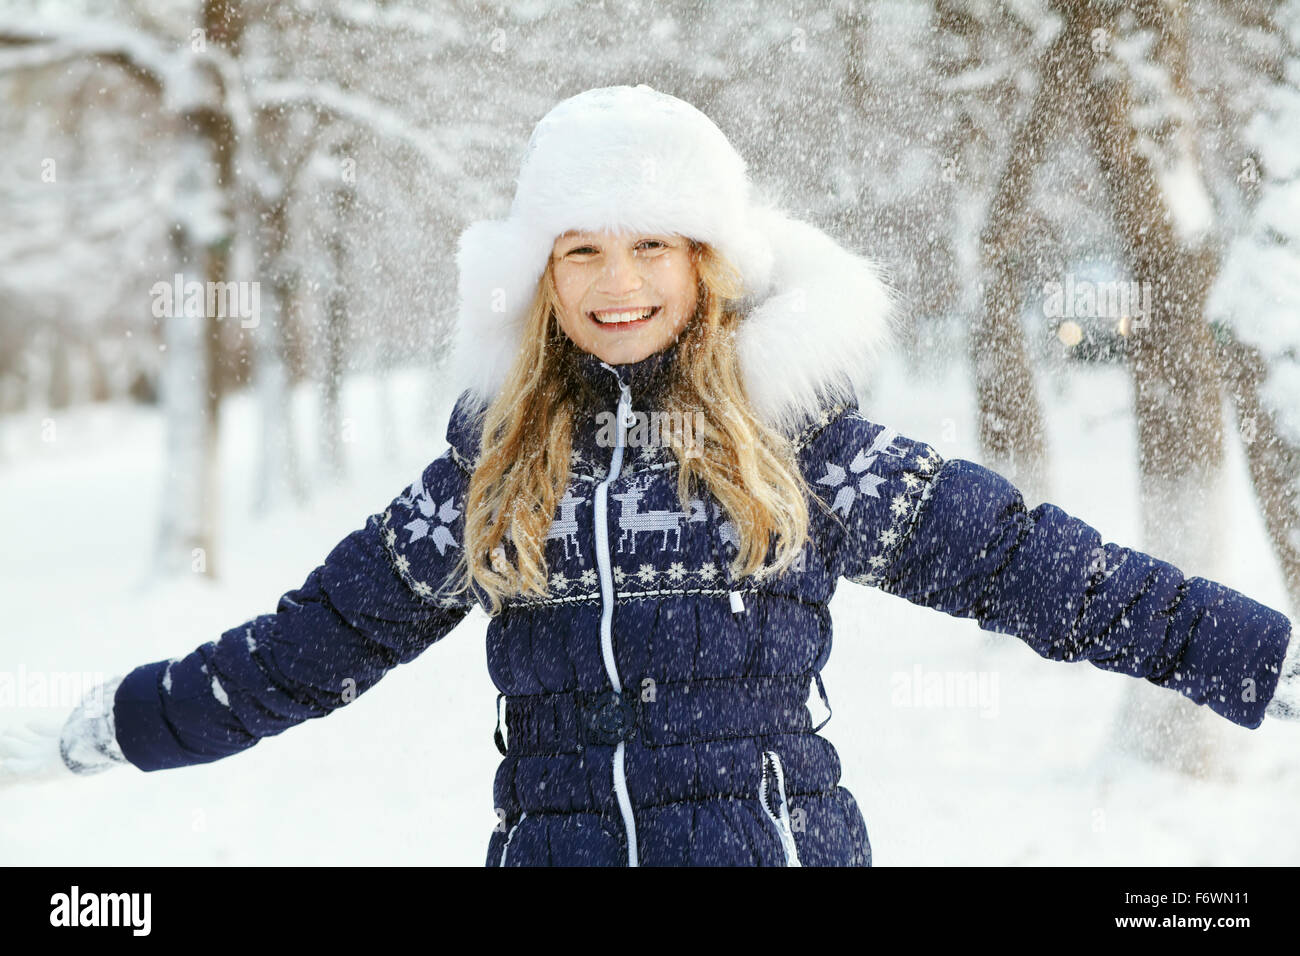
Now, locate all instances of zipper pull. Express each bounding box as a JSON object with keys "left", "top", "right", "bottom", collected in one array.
[{"left": 729, "top": 590, "right": 745, "bottom": 613}]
